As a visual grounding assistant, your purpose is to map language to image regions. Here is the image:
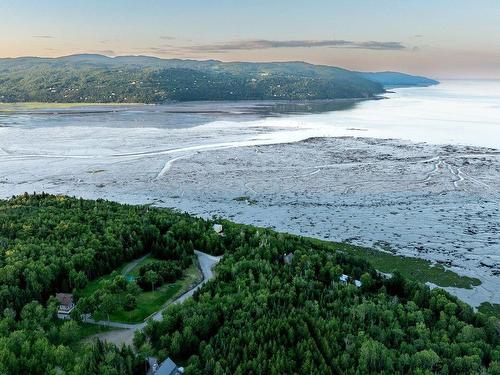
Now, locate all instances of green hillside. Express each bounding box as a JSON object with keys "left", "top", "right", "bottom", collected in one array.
[
  {"left": 0, "top": 55, "right": 385, "bottom": 103},
  {"left": 357, "top": 71, "right": 439, "bottom": 87}
]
